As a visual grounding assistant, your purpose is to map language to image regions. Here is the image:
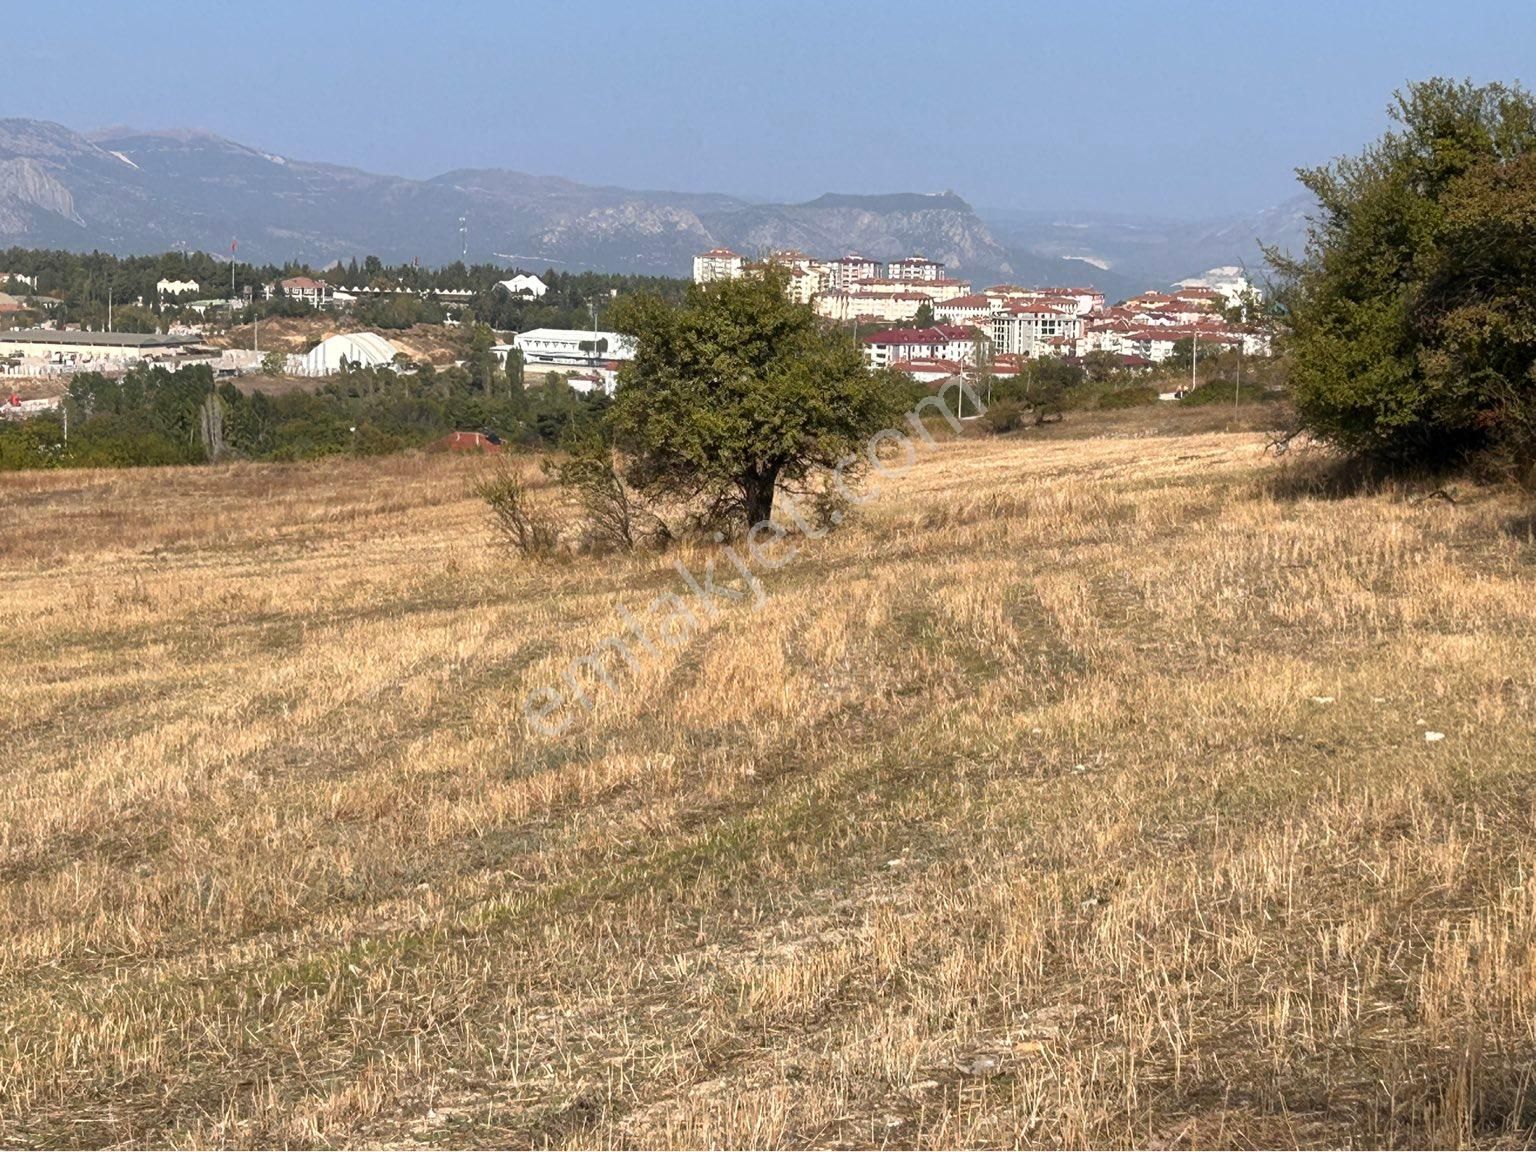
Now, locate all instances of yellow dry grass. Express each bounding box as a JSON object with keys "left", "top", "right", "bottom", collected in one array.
[{"left": 2, "top": 422, "right": 1535, "bottom": 1148}]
